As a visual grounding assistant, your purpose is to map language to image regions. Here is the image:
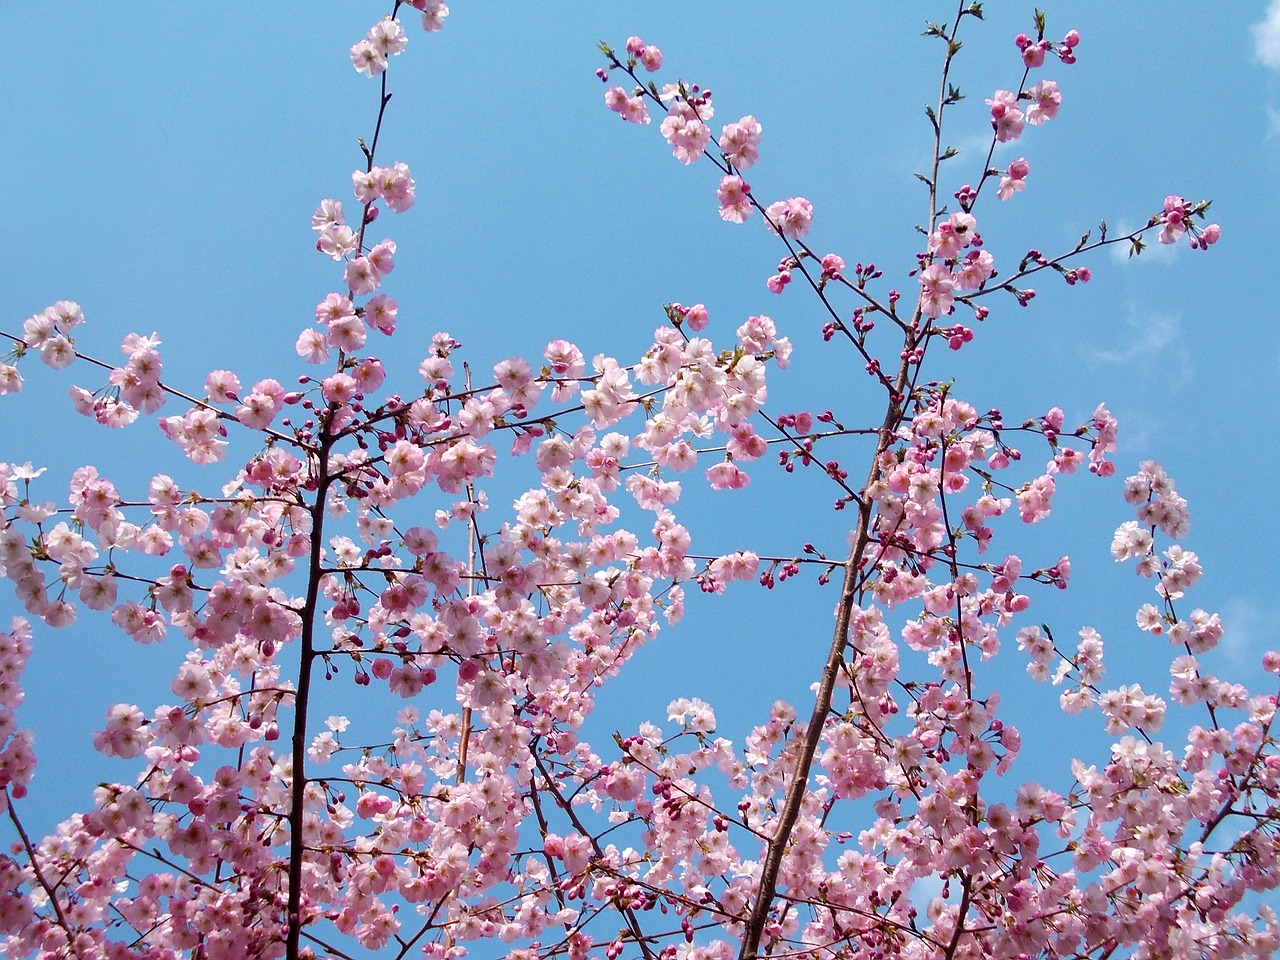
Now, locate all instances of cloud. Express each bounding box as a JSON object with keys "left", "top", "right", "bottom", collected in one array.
[
  {"left": 1107, "top": 219, "right": 1182, "bottom": 265},
  {"left": 1086, "top": 309, "right": 1192, "bottom": 381},
  {"left": 1254, "top": 1, "right": 1280, "bottom": 69},
  {"left": 1219, "top": 597, "right": 1263, "bottom": 667}
]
